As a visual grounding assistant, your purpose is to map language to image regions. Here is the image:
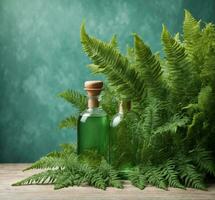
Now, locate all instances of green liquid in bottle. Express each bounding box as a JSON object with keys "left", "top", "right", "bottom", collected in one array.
[
  {"left": 77, "top": 110, "right": 109, "bottom": 160},
  {"left": 110, "top": 101, "right": 134, "bottom": 170}
]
